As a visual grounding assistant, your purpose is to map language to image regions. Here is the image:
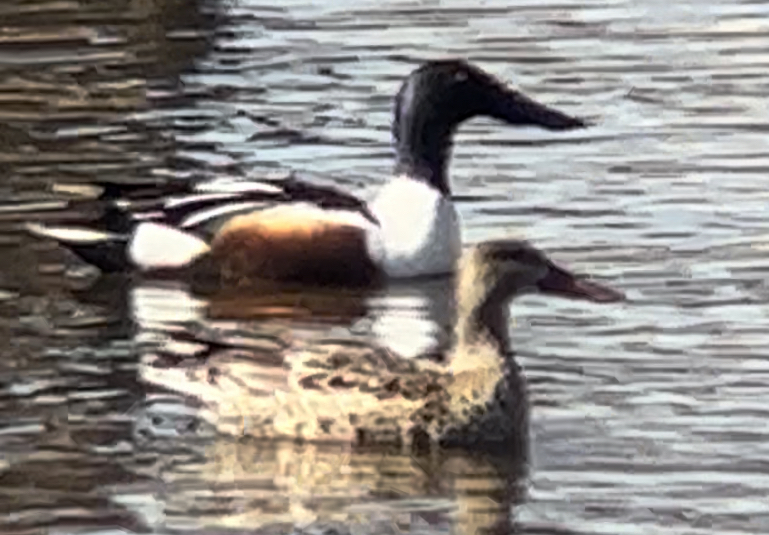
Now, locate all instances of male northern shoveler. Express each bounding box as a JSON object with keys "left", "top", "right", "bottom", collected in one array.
[
  {"left": 26, "top": 59, "right": 588, "bottom": 287},
  {"left": 141, "top": 239, "right": 624, "bottom": 451}
]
